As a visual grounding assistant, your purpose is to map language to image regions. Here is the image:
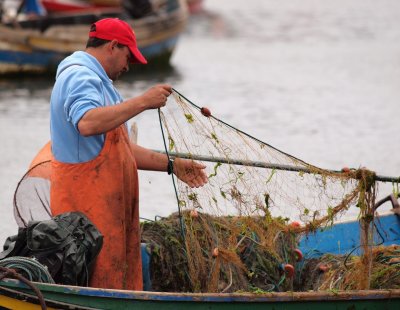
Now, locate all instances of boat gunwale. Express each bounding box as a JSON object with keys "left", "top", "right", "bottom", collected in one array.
[{"left": 1, "top": 278, "right": 400, "bottom": 303}]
